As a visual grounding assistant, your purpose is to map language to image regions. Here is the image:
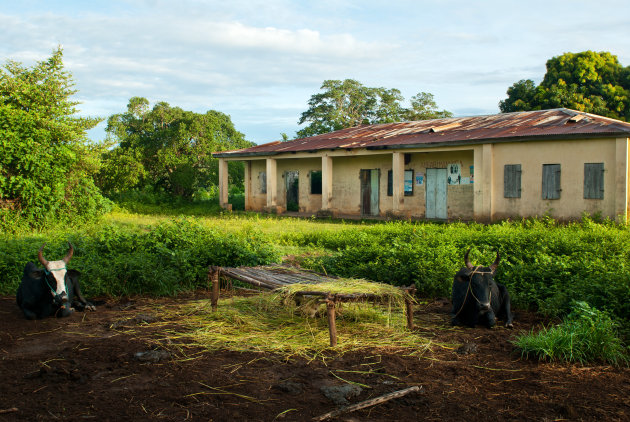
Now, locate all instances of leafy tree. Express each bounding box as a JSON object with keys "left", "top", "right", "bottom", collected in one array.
[
  {"left": 296, "top": 79, "right": 452, "bottom": 137},
  {"left": 0, "top": 48, "right": 109, "bottom": 227},
  {"left": 500, "top": 51, "right": 630, "bottom": 121},
  {"left": 100, "top": 98, "right": 253, "bottom": 198},
  {"left": 406, "top": 92, "right": 454, "bottom": 120}
]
